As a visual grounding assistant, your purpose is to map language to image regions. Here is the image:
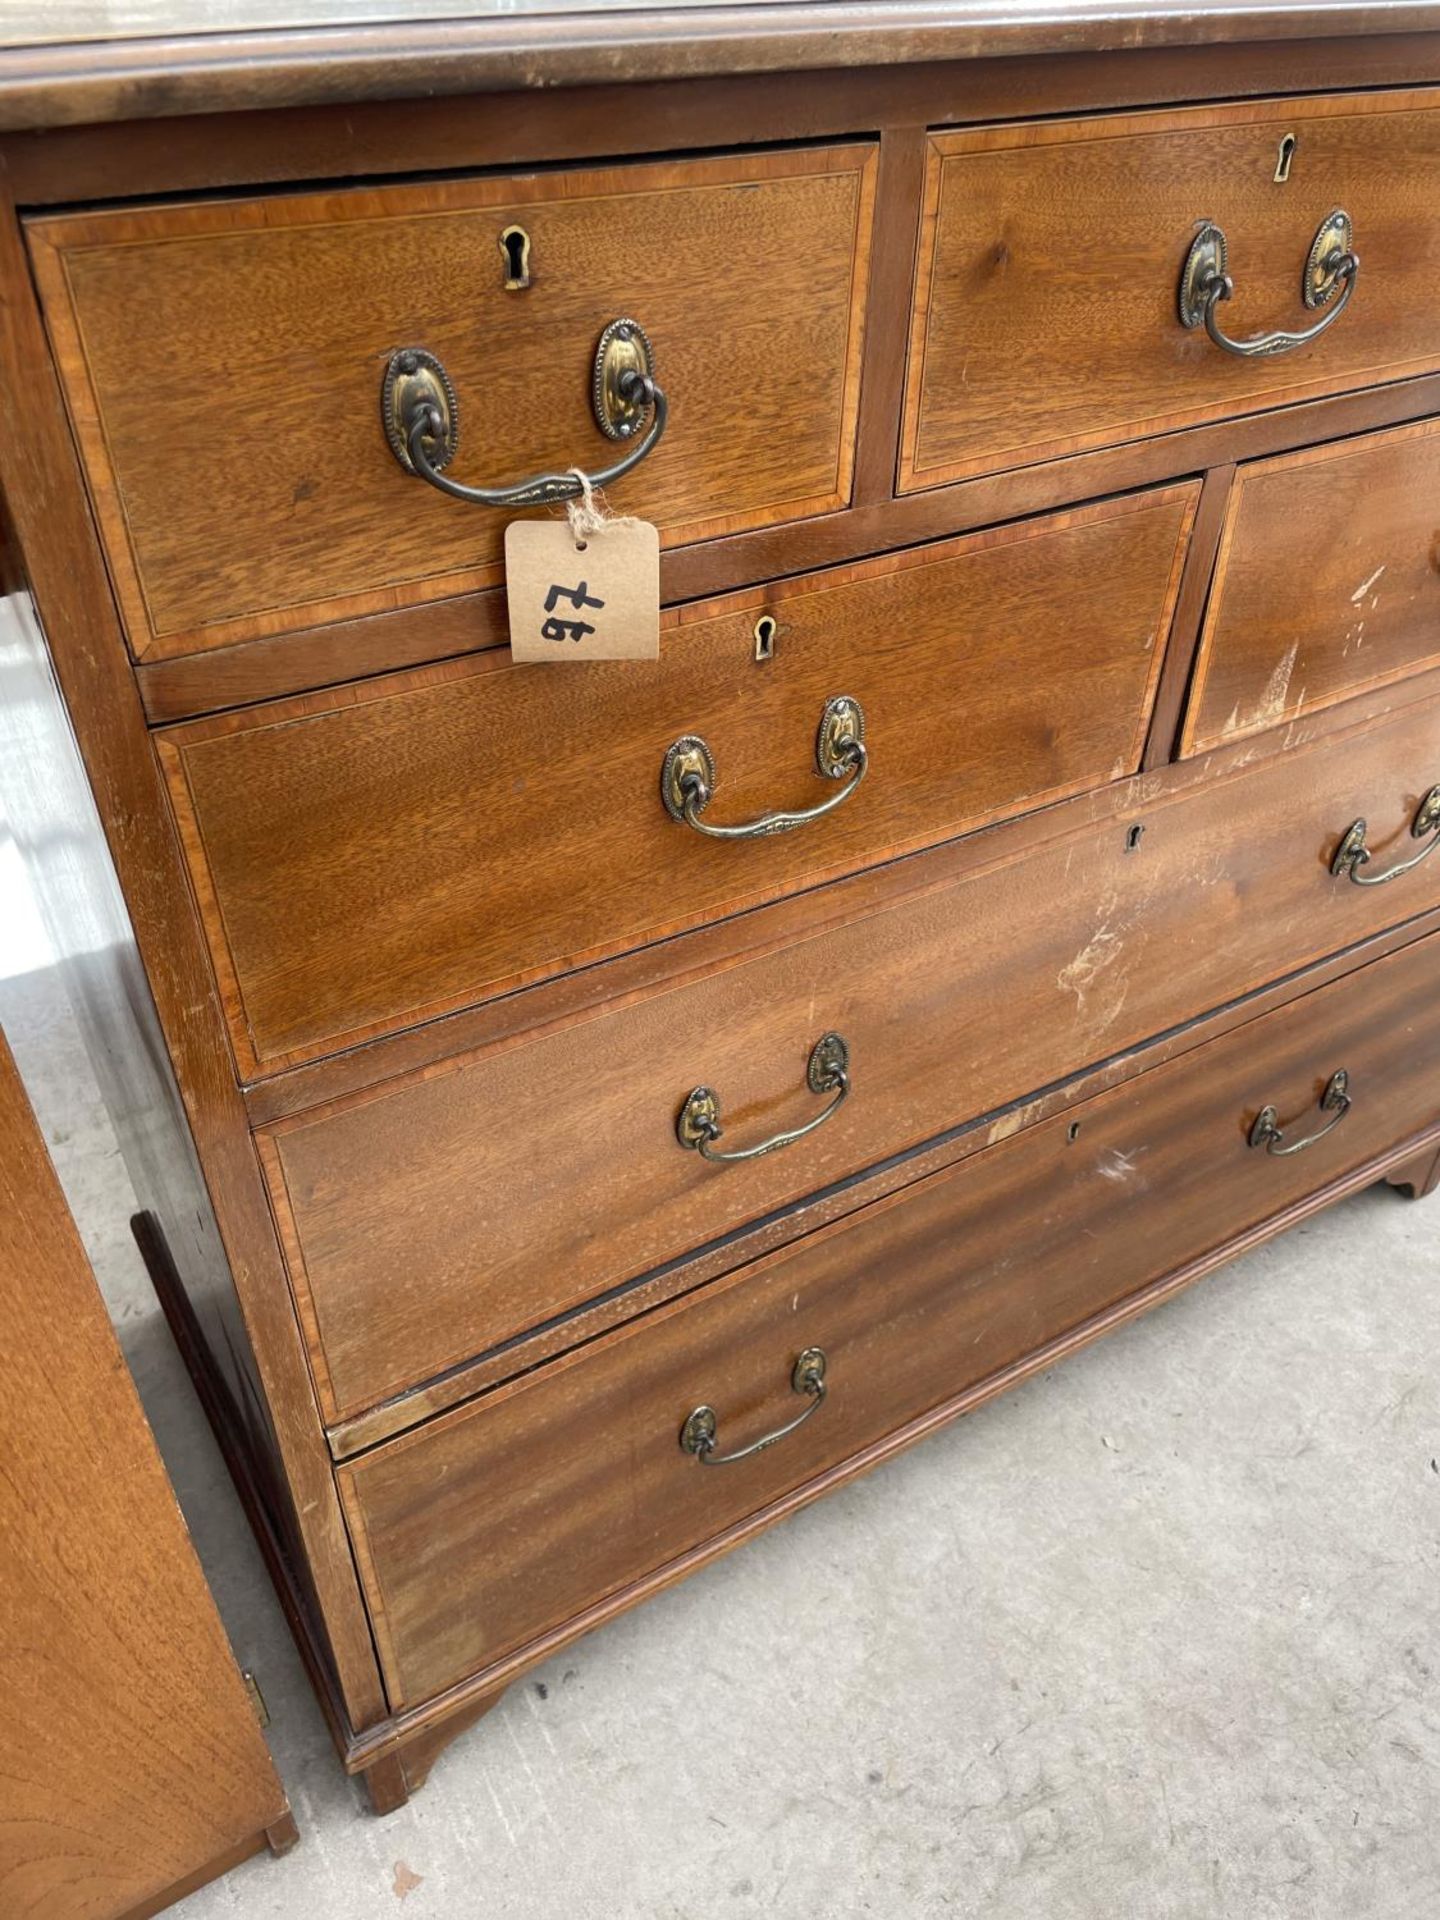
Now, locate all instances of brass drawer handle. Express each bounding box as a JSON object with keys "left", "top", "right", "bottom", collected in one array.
[
  {"left": 1179, "top": 209, "right": 1358, "bottom": 359},
  {"left": 661, "top": 696, "right": 867, "bottom": 840},
  {"left": 1248, "top": 1069, "right": 1351, "bottom": 1156},
  {"left": 680, "top": 1348, "right": 827, "bottom": 1466},
  {"left": 1332, "top": 786, "right": 1440, "bottom": 886},
  {"left": 677, "top": 1032, "right": 850, "bottom": 1164},
  {"left": 381, "top": 318, "right": 666, "bottom": 508}
]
